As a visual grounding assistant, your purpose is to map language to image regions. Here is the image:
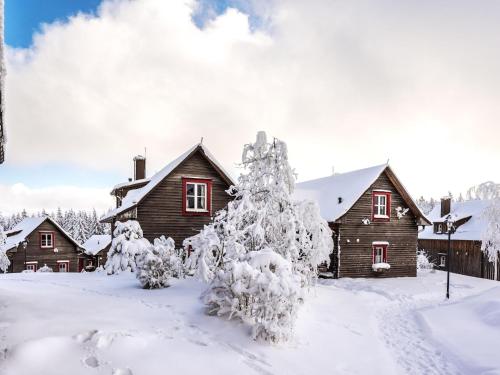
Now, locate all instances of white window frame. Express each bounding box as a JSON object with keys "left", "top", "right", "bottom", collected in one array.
[
  {"left": 437, "top": 224, "right": 443, "bottom": 233},
  {"left": 373, "top": 194, "right": 388, "bottom": 218},
  {"left": 40, "top": 232, "right": 54, "bottom": 248},
  {"left": 440, "top": 255, "right": 446, "bottom": 267},
  {"left": 374, "top": 246, "right": 385, "bottom": 263},
  {"left": 26, "top": 262, "right": 38, "bottom": 271},
  {"left": 186, "top": 182, "right": 208, "bottom": 212}
]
